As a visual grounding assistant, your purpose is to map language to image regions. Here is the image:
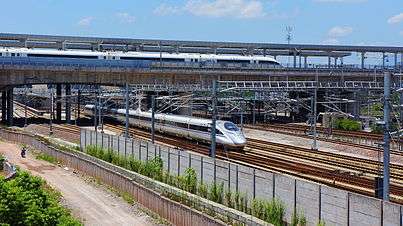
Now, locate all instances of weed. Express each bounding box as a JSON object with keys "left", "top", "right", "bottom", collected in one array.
[{"left": 36, "top": 152, "right": 57, "bottom": 164}]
